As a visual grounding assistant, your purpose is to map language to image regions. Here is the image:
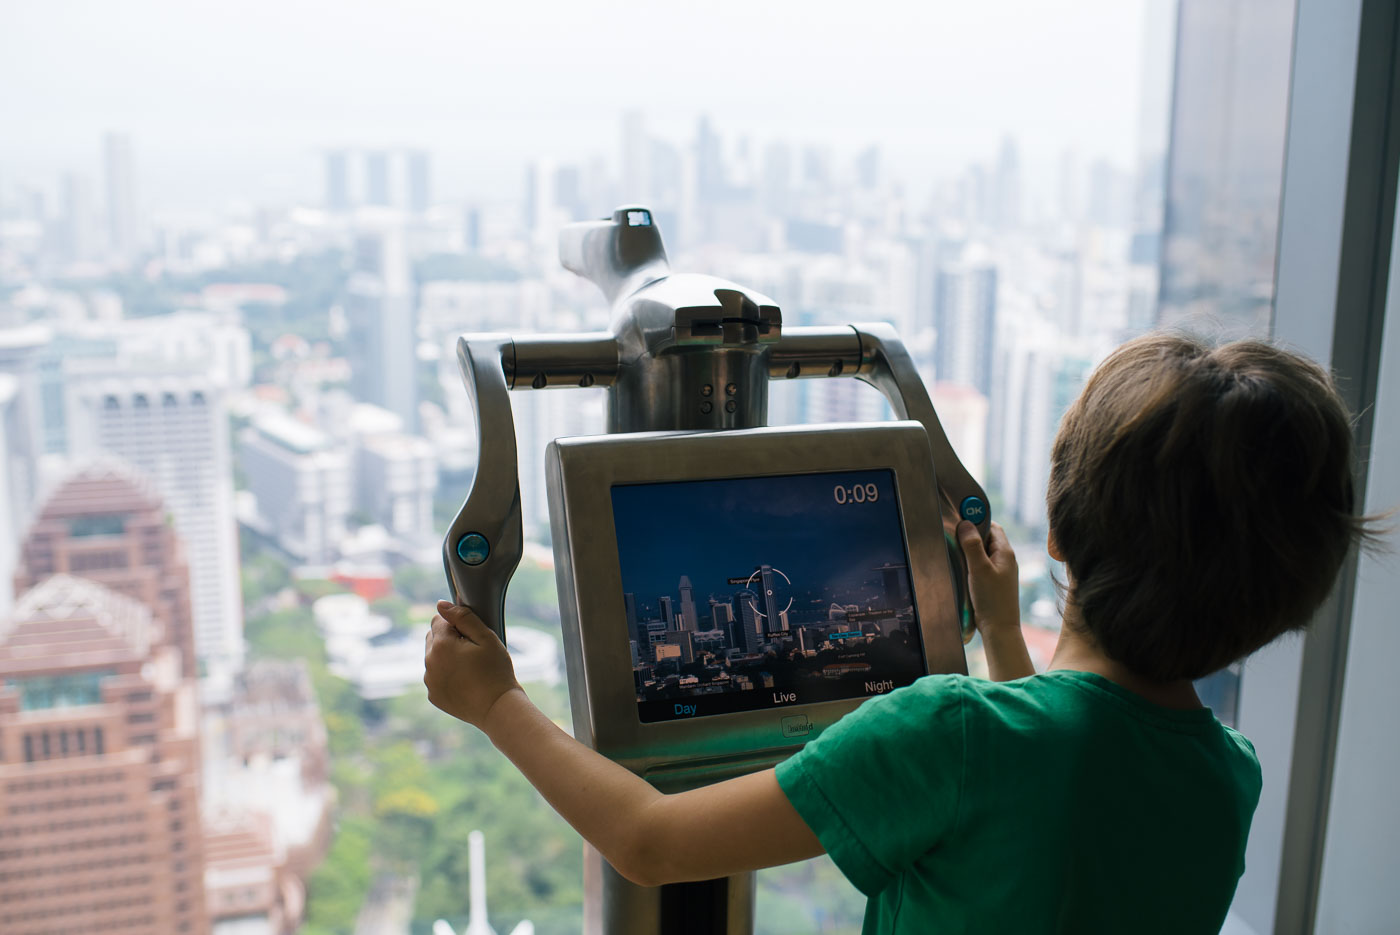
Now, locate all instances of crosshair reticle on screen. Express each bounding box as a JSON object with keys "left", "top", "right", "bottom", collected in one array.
[{"left": 610, "top": 469, "right": 927, "bottom": 723}]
